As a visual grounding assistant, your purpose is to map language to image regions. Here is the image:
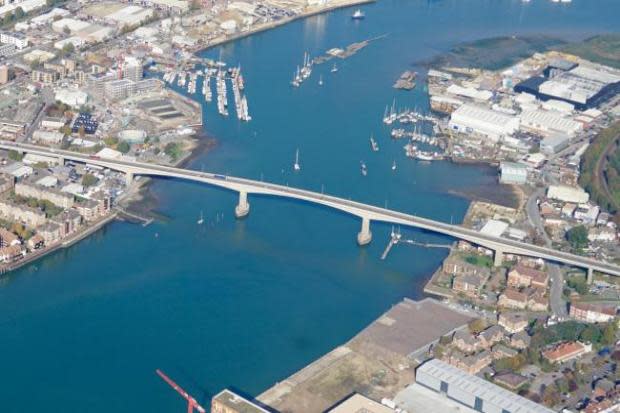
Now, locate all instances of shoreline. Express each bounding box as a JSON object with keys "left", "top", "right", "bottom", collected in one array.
[{"left": 193, "top": 0, "right": 376, "bottom": 55}]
